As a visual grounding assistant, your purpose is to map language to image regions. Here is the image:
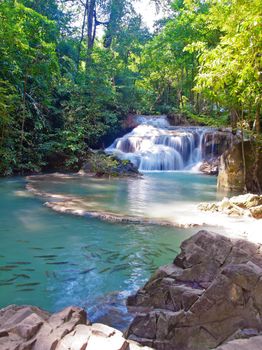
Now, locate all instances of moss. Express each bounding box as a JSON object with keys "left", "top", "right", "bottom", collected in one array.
[{"left": 82, "top": 152, "right": 140, "bottom": 178}]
